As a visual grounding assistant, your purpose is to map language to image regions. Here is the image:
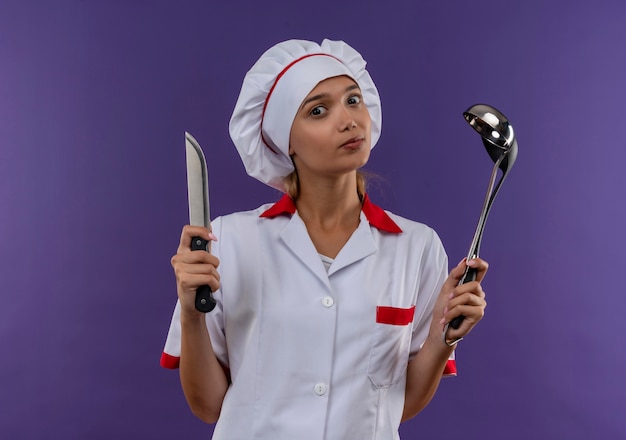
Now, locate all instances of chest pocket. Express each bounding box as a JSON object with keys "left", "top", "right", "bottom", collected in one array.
[{"left": 367, "top": 305, "right": 415, "bottom": 388}]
